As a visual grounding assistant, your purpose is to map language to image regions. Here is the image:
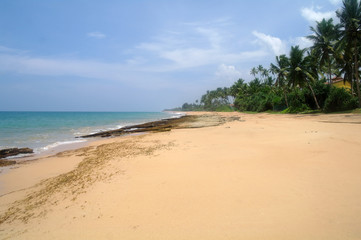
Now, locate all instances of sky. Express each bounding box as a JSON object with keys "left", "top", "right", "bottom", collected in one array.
[{"left": 0, "top": 0, "right": 343, "bottom": 111}]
